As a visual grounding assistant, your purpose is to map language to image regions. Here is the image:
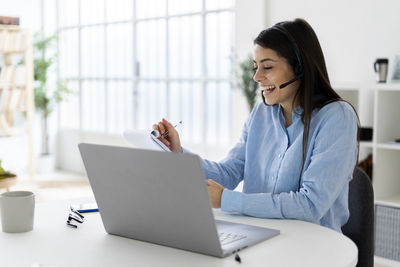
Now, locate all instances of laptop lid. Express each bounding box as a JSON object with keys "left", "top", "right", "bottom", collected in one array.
[{"left": 79, "top": 143, "right": 223, "bottom": 257}]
